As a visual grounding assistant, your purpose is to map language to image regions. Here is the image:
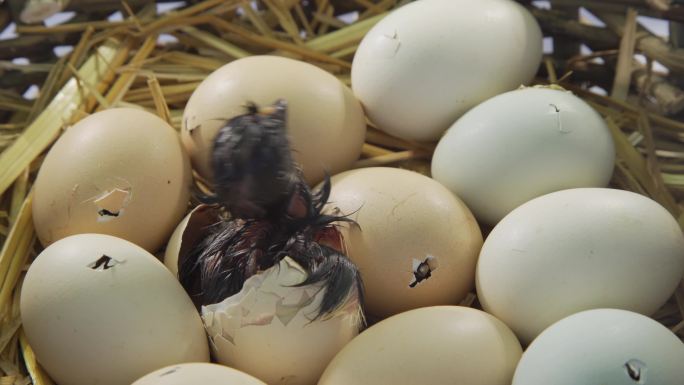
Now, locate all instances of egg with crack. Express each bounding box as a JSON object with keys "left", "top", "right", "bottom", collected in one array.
[
  {"left": 202, "top": 257, "right": 362, "bottom": 385},
  {"left": 32, "top": 108, "right": 192, "bottom": 253},
  {"left": 20, "top": 233, "right": 209, "bottom": 385}
]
